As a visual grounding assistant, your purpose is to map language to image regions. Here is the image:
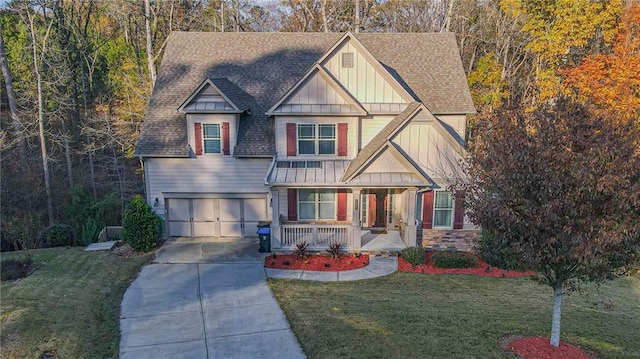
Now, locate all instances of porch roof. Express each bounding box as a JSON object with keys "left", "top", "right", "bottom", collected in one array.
[{"left": 267, "top": 160, "right": 427, "bottom": 187}]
